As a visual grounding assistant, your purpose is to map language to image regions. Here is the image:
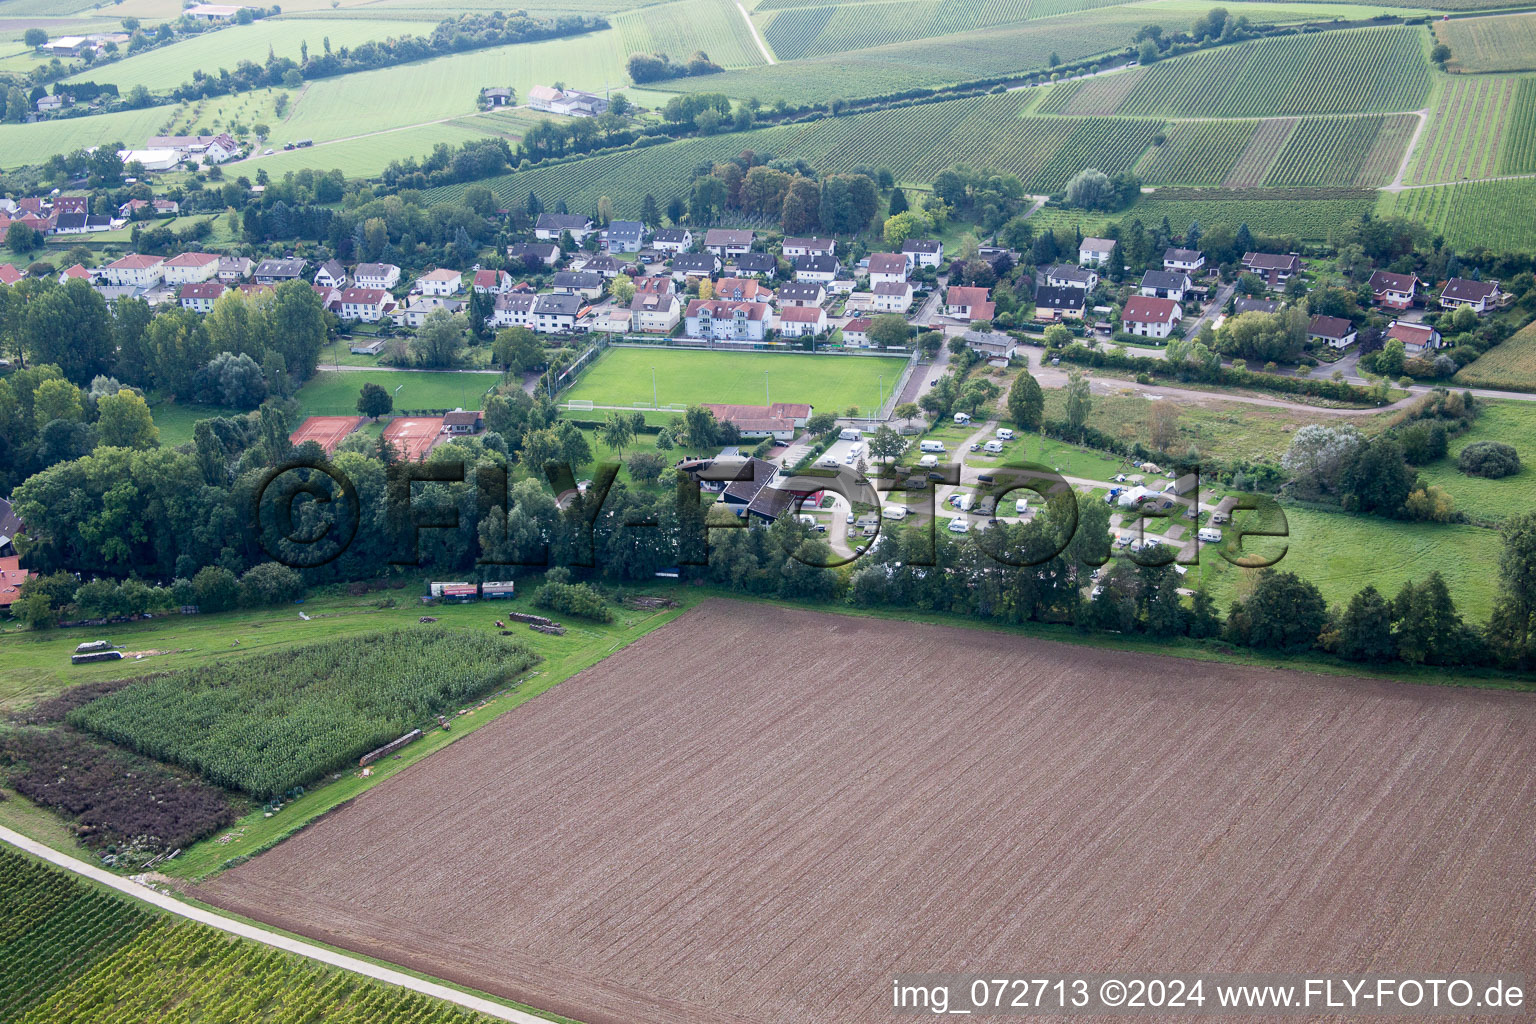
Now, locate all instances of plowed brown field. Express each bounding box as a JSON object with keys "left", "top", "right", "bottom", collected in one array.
[{"left": 202, "top": 600, "right": 1536, "bottom": 1024}]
